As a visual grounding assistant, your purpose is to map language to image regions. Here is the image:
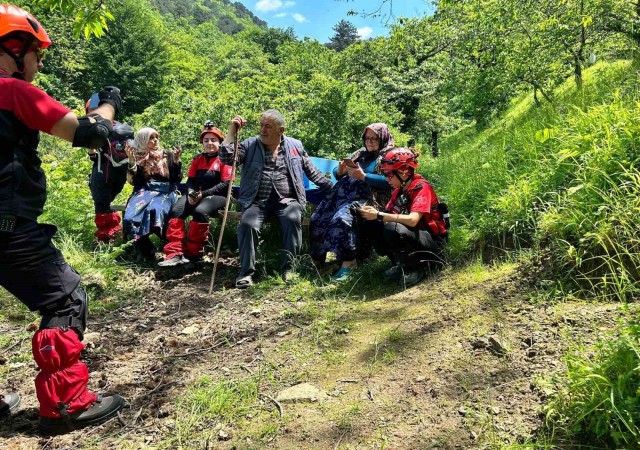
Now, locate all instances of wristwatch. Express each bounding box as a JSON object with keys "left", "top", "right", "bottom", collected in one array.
[{"left": 376, "top": 212, "right": 384, "bottom": 222}]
